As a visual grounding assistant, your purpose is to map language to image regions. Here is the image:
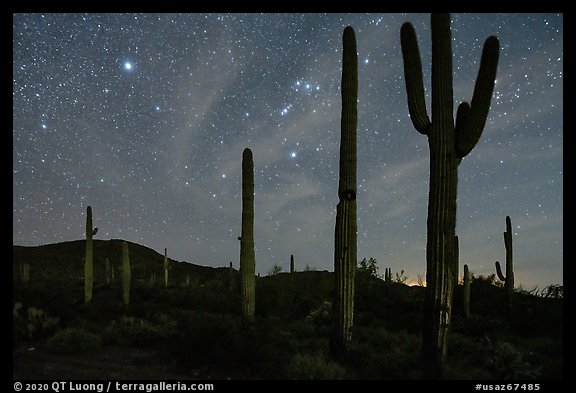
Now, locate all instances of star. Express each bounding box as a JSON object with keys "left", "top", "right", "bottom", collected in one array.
[{"left": 11, "top": 13, "right": 563, "bottom": 289}]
